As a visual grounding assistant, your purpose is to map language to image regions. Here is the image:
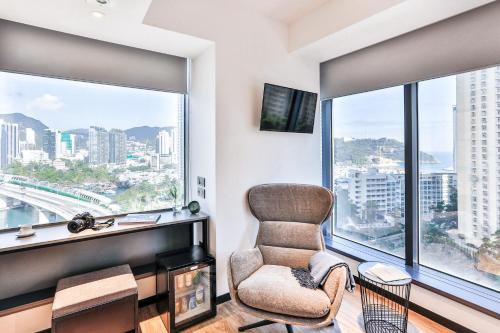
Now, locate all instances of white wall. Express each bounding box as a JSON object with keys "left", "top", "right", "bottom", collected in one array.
[
  {"left": 145, "top": 0, "right": 322, "bottom": 295},
  {"left": 189, "top": 44, "right": 217, "bottom": 255}
]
